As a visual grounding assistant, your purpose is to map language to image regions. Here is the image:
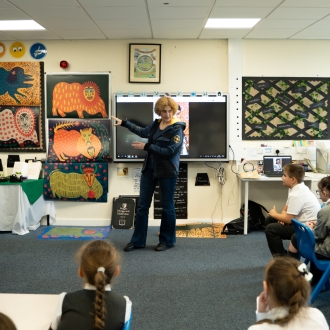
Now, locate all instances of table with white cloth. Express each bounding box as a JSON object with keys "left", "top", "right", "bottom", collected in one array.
[
  {"left": 0, "top": 179, "right": 56, "bottom": 235},
  {"left": 0, "top": 293, "right": 58, "bottom": 330}
]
